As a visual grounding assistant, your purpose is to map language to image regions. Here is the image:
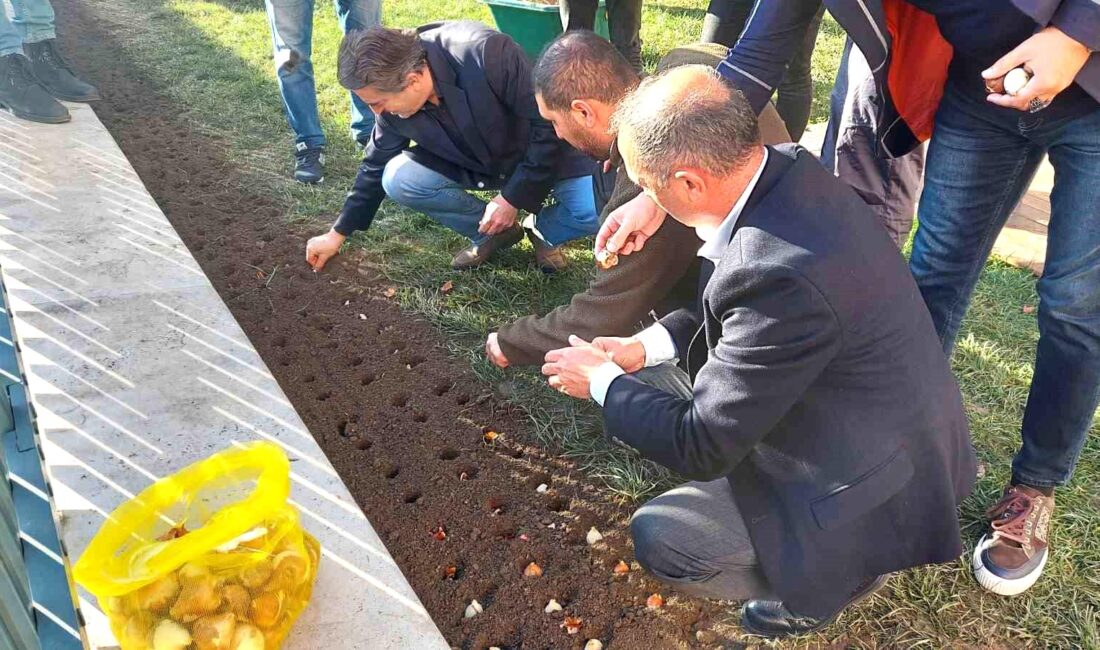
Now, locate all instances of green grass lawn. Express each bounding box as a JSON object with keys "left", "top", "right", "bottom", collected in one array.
[{"left": 78, "top": 0, "right": 1099, "bottom": 645}]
